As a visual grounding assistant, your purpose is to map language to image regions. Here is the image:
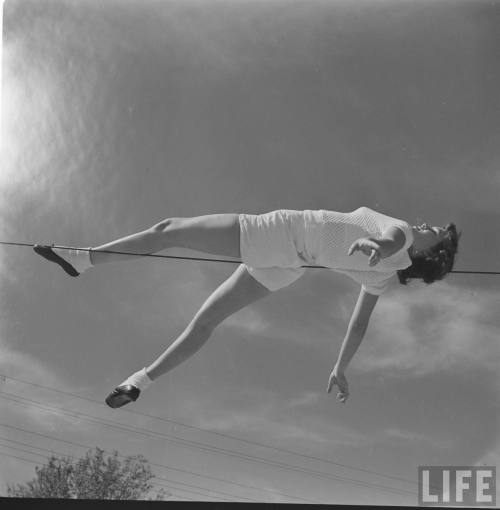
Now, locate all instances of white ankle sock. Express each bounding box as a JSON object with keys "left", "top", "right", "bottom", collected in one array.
[
  {"left": 53, "top": 247, "right": 93, "bottom": 274},
  {"left": 121, "top": 368, "right": 153, "bottom": 391}
]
